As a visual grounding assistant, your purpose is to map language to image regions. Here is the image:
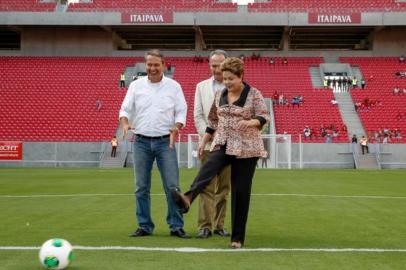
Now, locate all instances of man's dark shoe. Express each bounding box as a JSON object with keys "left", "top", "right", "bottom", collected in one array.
[
  {"left": 196, "top": 228, "right": 212, "bottom": 239},
  {"left": 170, "top": 228, "right": 191, "bottom": 239},
  {"left": 170, "top": 187, "right": 190, "bottom": 214},
  {"left": 129, "top": 228, "right": 151, "bottom": 237},
  {"left": 214, "top": 228, "right": 230, "bottom": 237}
]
